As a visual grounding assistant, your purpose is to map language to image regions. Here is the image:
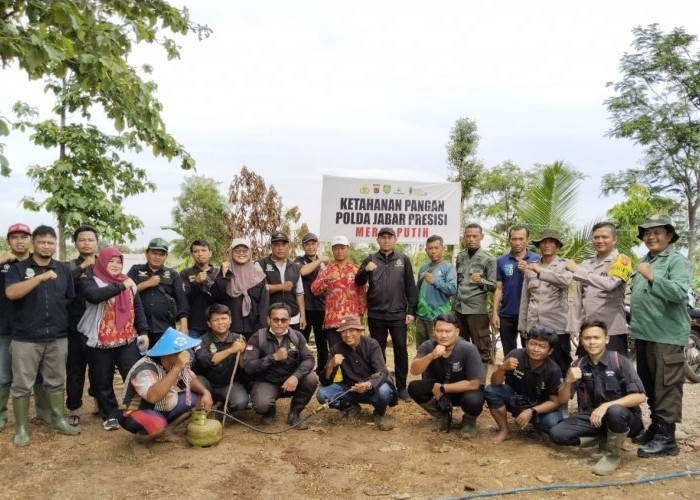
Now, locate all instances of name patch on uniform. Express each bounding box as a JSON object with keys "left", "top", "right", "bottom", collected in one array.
[
  {"left": 608, "top": 255, "right": 632, "bottom": 281},
  {"left": 504, "top": 264, "right": 514, "bottom": 277}
]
